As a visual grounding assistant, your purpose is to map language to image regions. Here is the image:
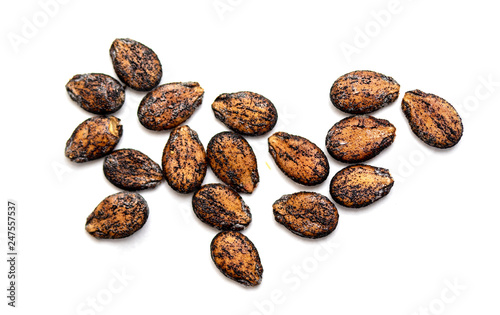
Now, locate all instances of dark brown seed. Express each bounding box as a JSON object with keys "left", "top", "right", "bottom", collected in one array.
[
  {"left": 402, "top": 90, "right": 463, "bottom": 148},
  {"left": 85, "top": 192, "right": 149, "bottom": 239},
  {"left": 212, "top": 91, "right": 278, "bottom": 136},
  {"left": 109, "top": 38, "right": 162, "bottom": 91},
  {"left": 326, "top": 115, "right": 396, "bottom": 163},
  {"left": 330, "top": 70, "right": 400, "bottom": 114},
  {"left": 65, "top": 116, "right": 123, "bottom": 163},
  {"left": 330, "top": 164, "right": 394, "bottom": 208},
  {"left": 273, "top": 192, "right": 339, "bottom": 239},
  {"left": 207, "top": 132, "right": 259, "bottom": 194},
  {"left": 210, "top": 231, "right": 263, "bottom": 286},
  {"left": 65, "top": 73, "right": 125, "bottom": 114},
  {"left": 103, "top": 149, "right": 163, "bottom": 191},
  {"left": 192, "top": 184, "right": 251, "bottom": 231},
  {"left": 138, "top": 82, "right": 204, "bottom": 131},
  {"left": 268, "top": 132, "right": 329, "bottom": 186},
  {"left": 162, "top": 125, "right": 207, "bottom": 194}
]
